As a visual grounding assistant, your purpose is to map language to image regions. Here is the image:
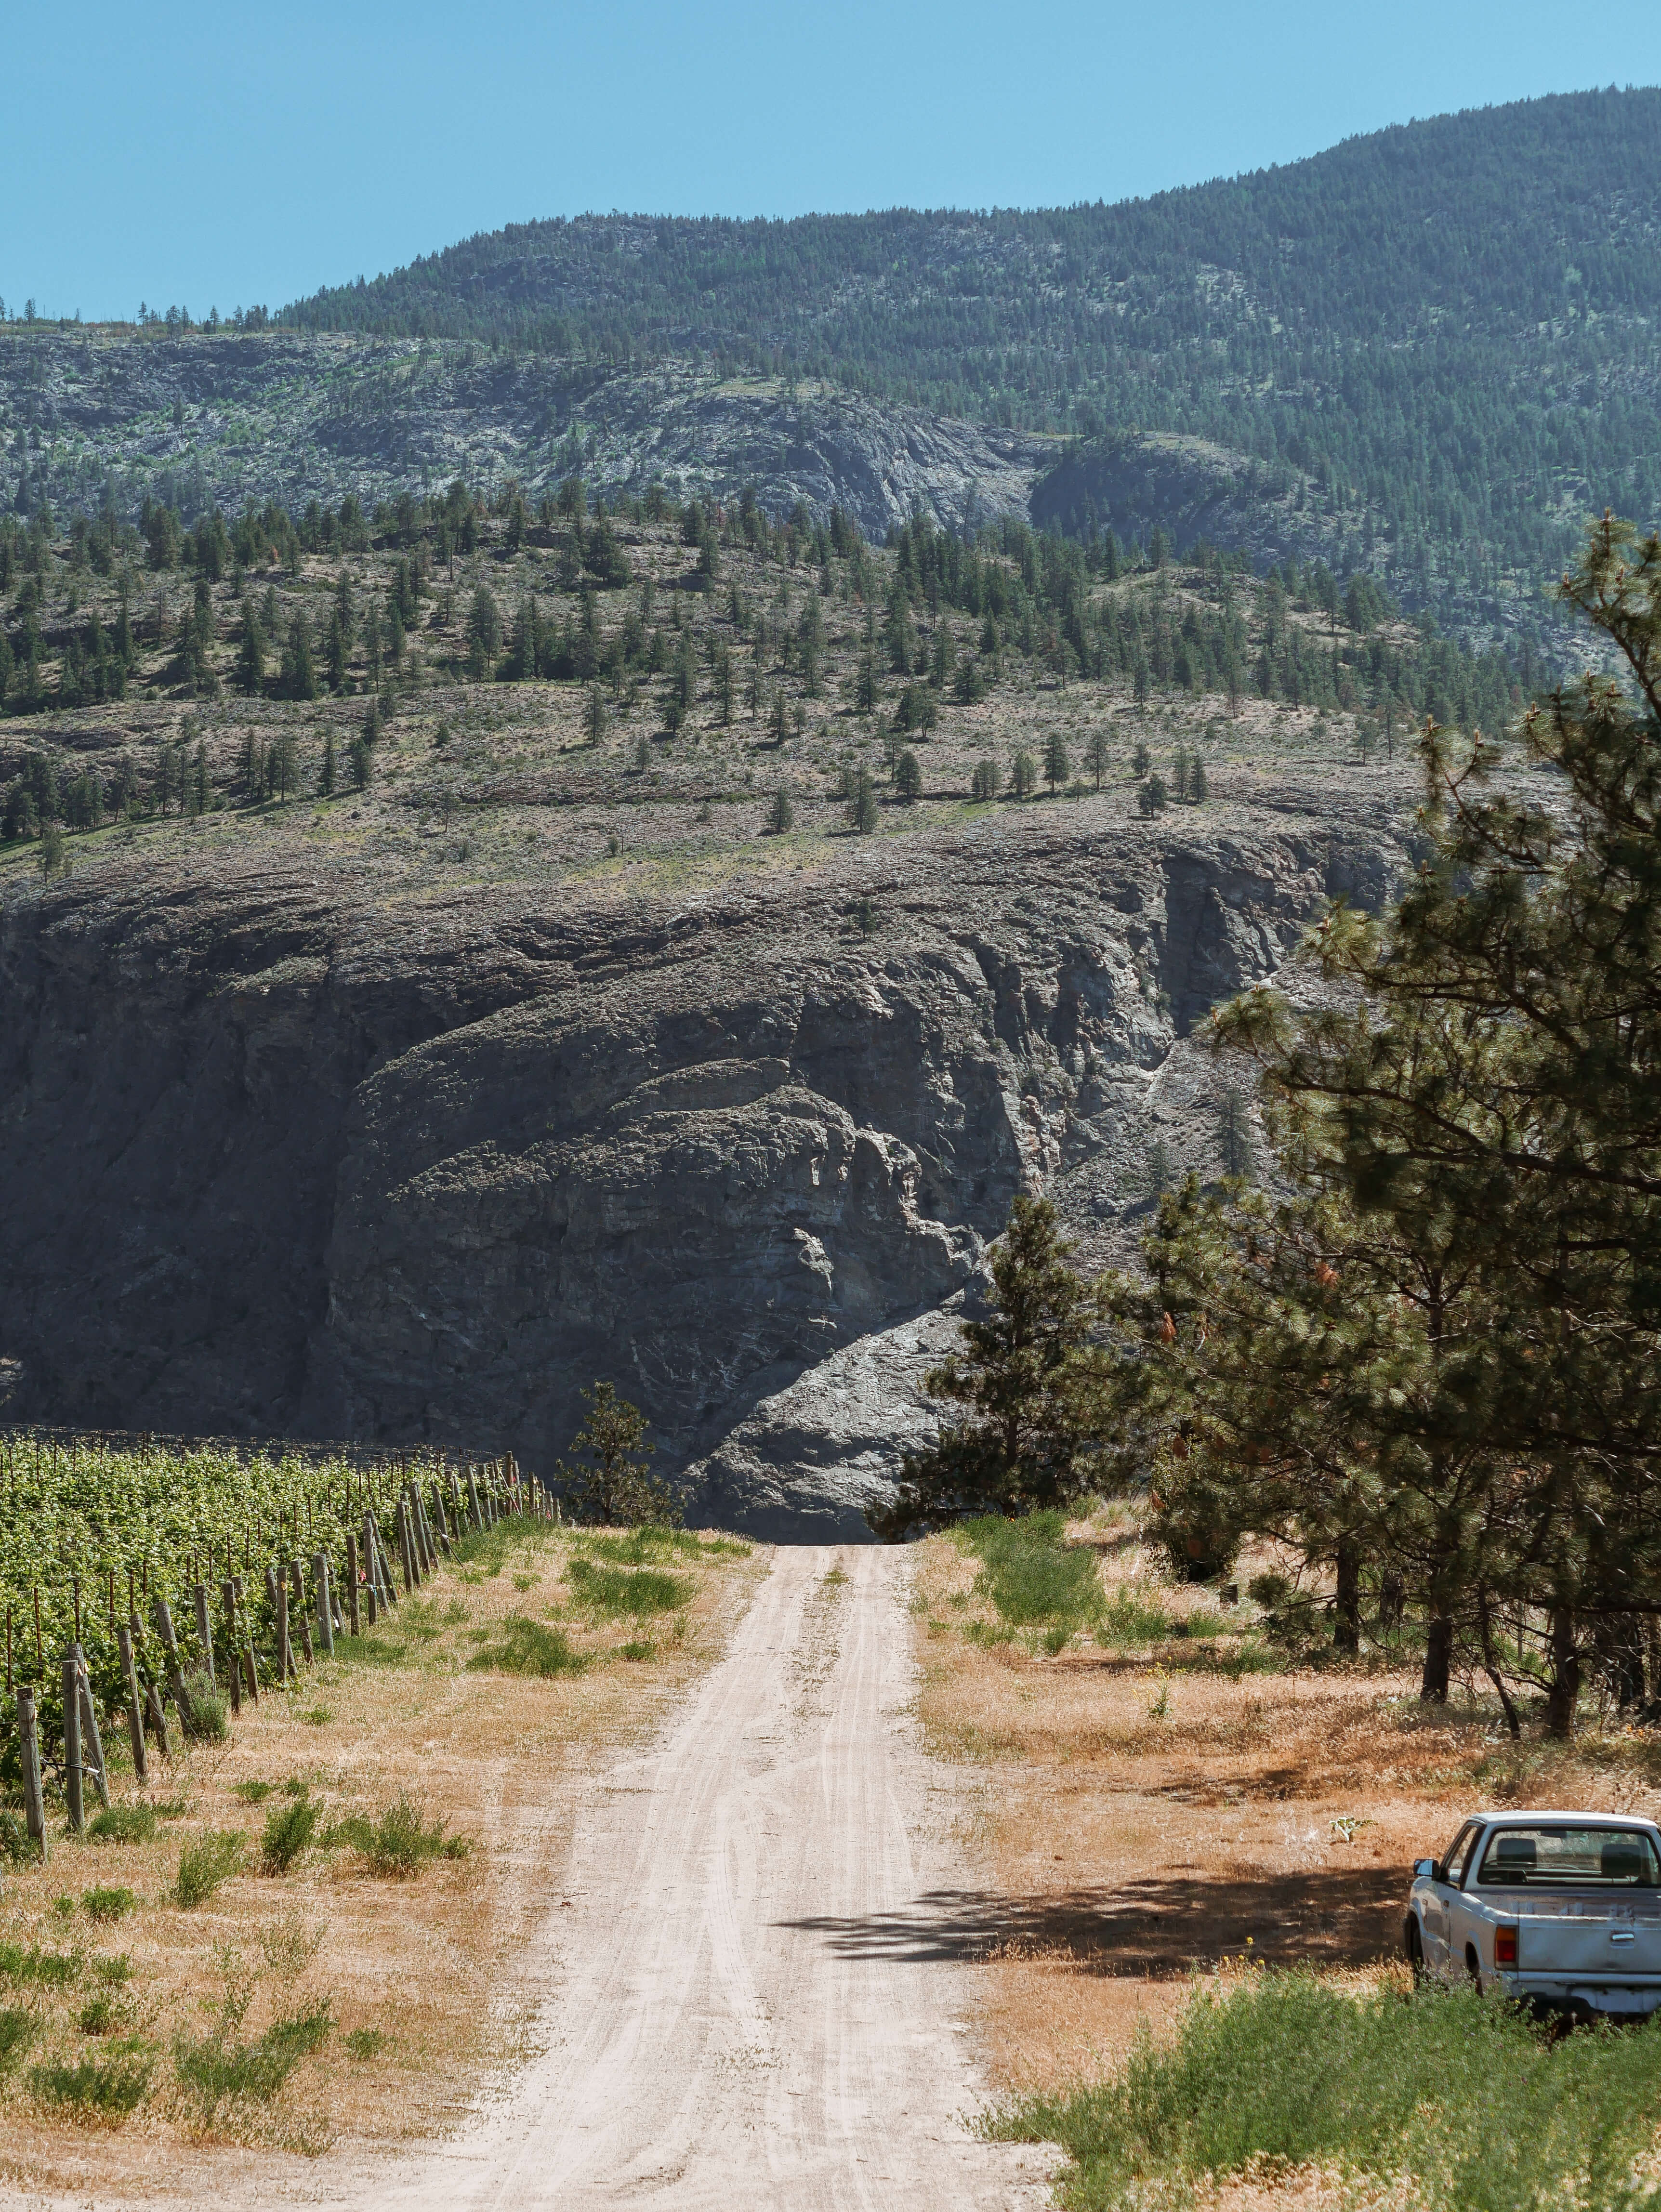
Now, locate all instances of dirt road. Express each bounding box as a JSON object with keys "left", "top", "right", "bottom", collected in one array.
[{"left": 377, "top": 1543, "right": 1050, "bottom": 2211}]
